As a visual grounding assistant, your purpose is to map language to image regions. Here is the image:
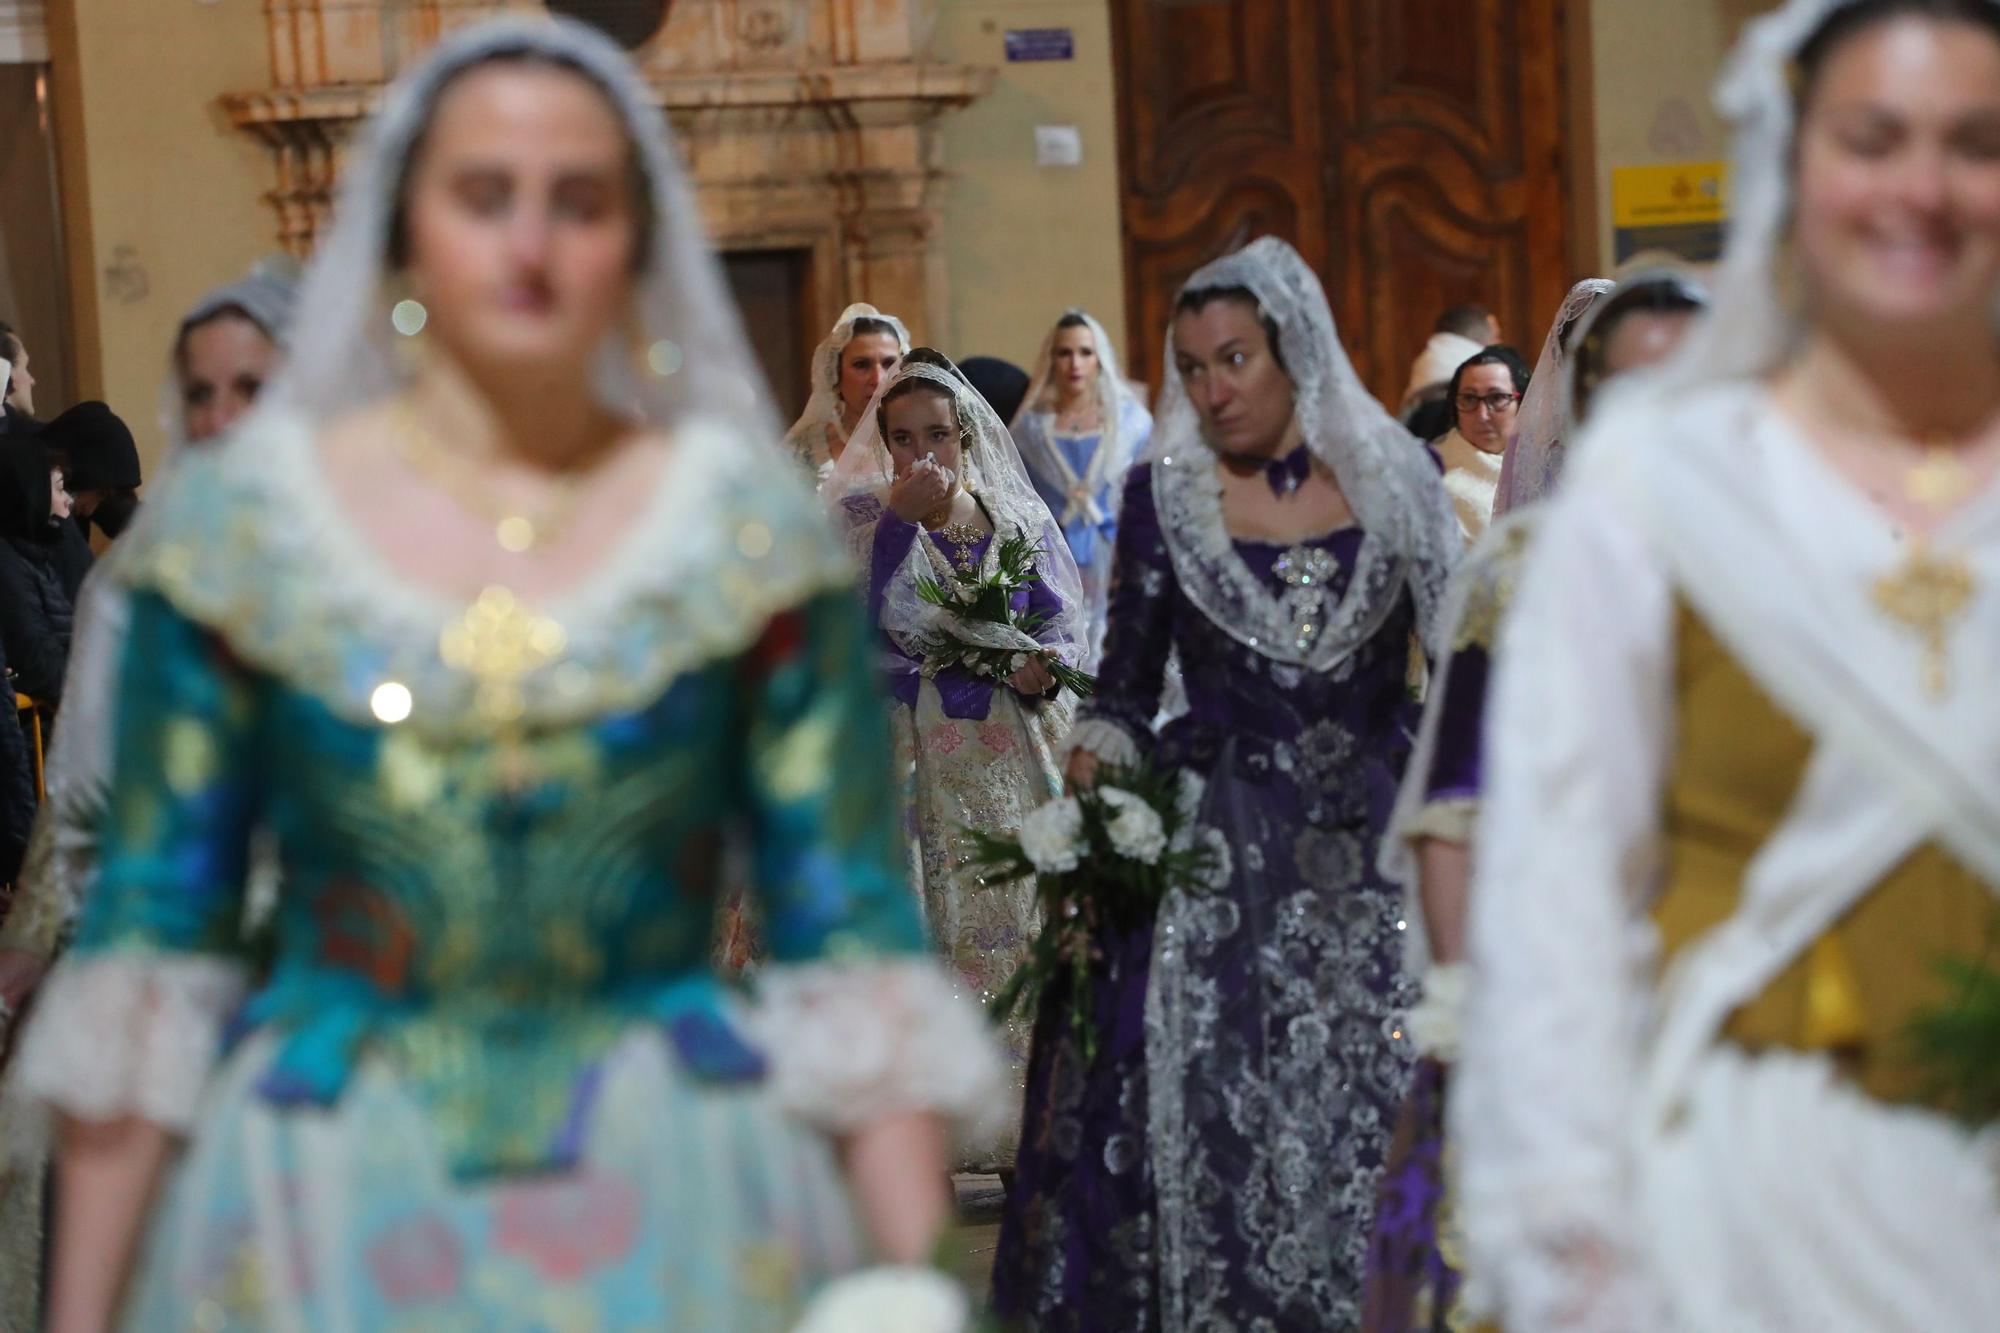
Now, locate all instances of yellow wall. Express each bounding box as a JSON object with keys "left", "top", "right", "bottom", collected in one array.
[
  {"left": 928, "top": 1, "right": 1129, "bottom": 382},
  {"left": 61, "top": 0, "right": 1743, "bottom": 450},
  {"left": 56, "top": 1, "right": 1126, "bottom": 463},
  {"left": 60, "top": 0, "right": 273, "bottom": 468},
  {"left": 1586, "top": 0, "right": 1760, "bottom": 270}
]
